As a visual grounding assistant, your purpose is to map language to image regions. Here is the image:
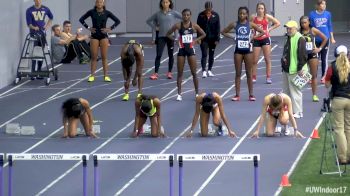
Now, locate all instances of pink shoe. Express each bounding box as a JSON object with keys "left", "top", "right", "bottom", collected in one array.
[
  {"left": 231, "top": 95, "right": 240, "bottom": 101},
  {"left": 249, "top": 95, "right": 256, "bottom": 101},
  {"left": 149, "top": 73, "right": 158, "bottom": 80},
  {"left": 166, "top": 72, "right": 173, "bottom": 79}
]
